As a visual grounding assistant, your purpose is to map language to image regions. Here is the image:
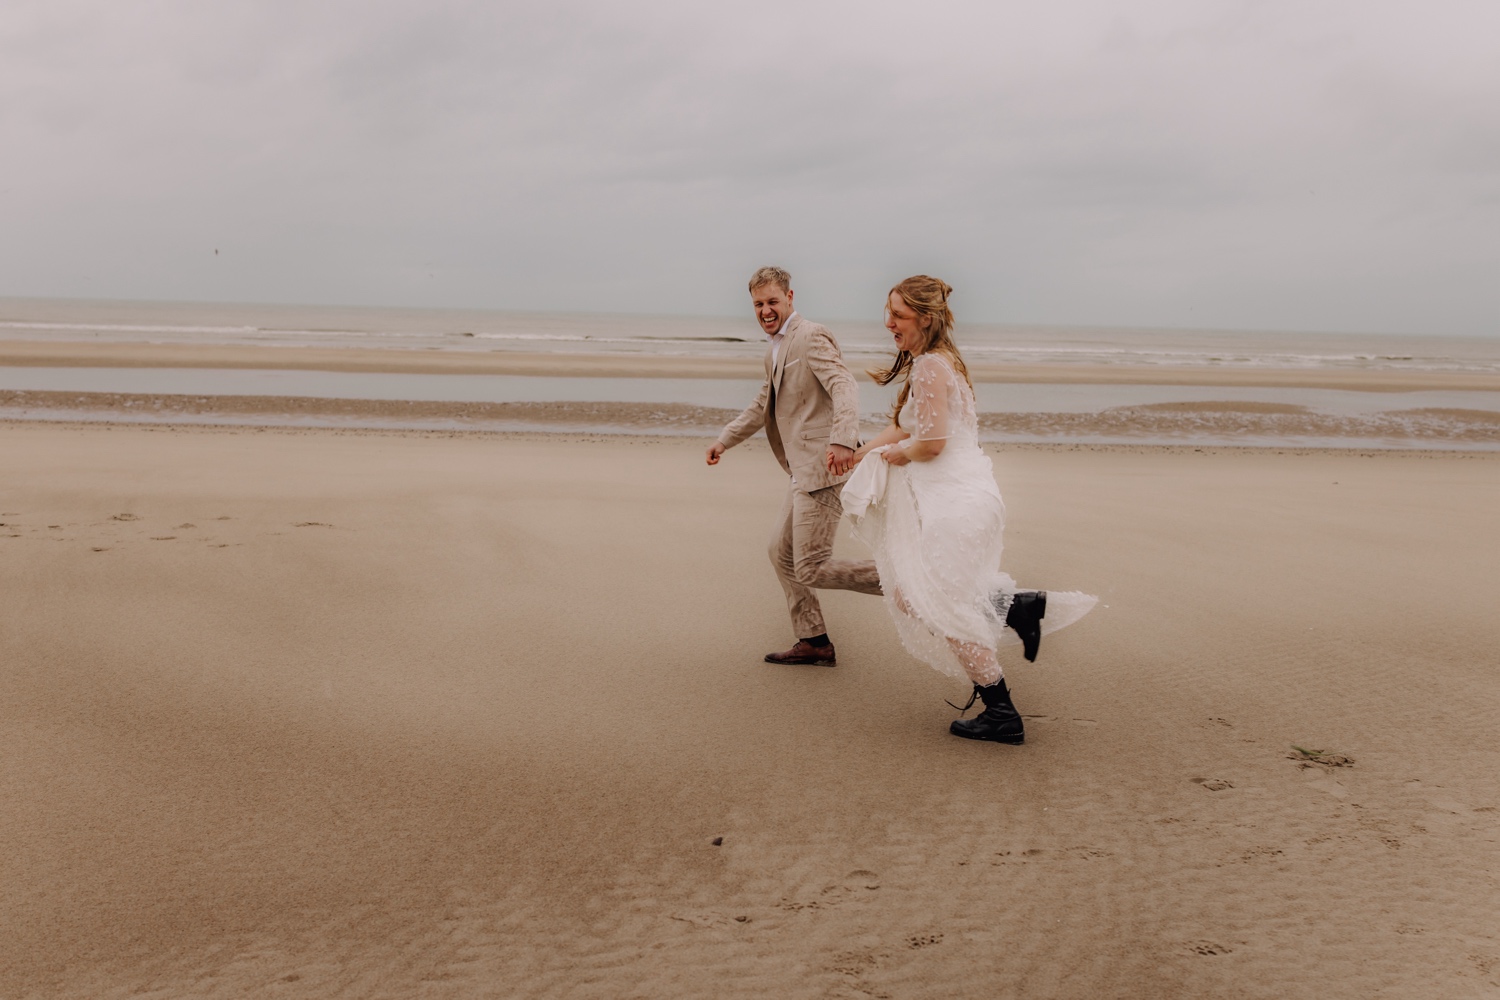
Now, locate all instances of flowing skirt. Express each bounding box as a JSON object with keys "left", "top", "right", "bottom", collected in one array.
[{"left": 848, "top": 451, "right": 1096, "bottom": 680}]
